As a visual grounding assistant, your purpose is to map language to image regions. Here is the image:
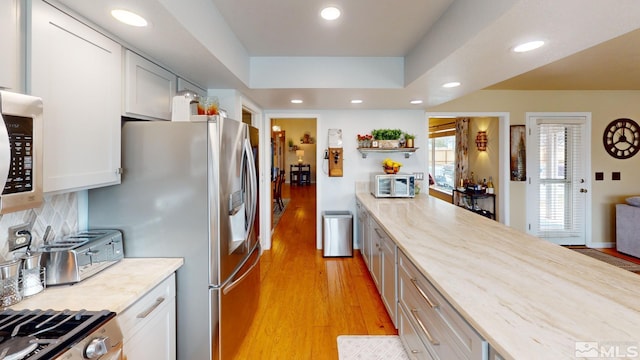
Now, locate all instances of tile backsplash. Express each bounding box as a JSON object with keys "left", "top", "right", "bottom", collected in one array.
[{"left": 0, "top": 193, "right": 78, "bottom": 260}]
